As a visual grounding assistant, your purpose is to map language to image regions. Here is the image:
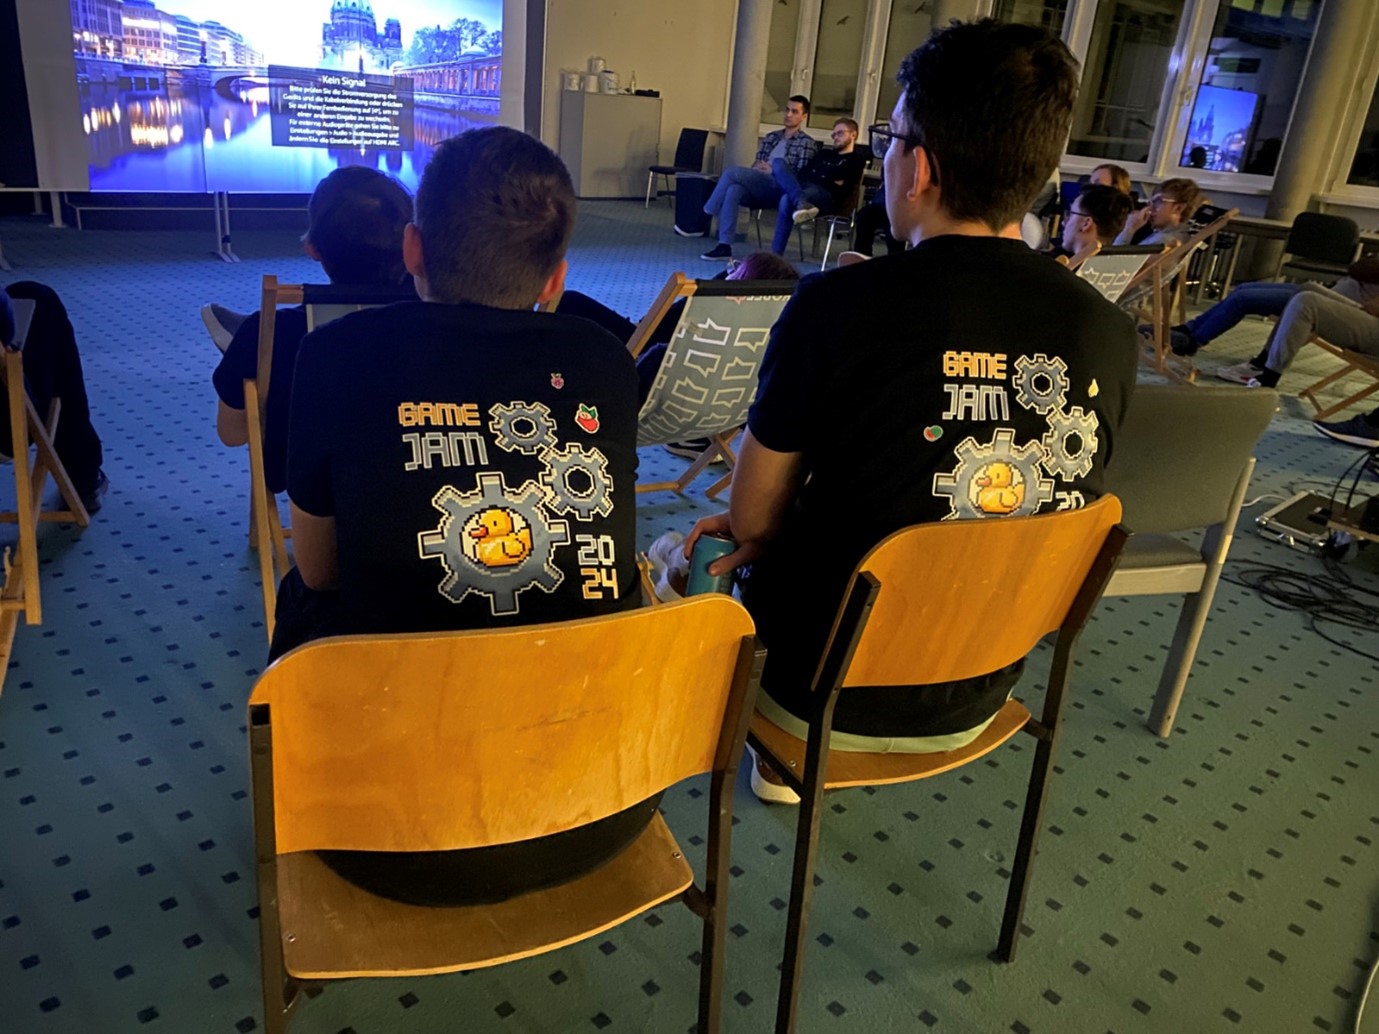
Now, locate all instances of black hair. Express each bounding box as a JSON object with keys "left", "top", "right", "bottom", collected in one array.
[
  {"left": 305, "top": 167, "right": 412, "bottom": 285},
  {"left": 788, "top": 95, "right": 811, "bottom": 114},
  {"left": 1075, "top": 184, "right": 1133, "bottom": 242}
]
